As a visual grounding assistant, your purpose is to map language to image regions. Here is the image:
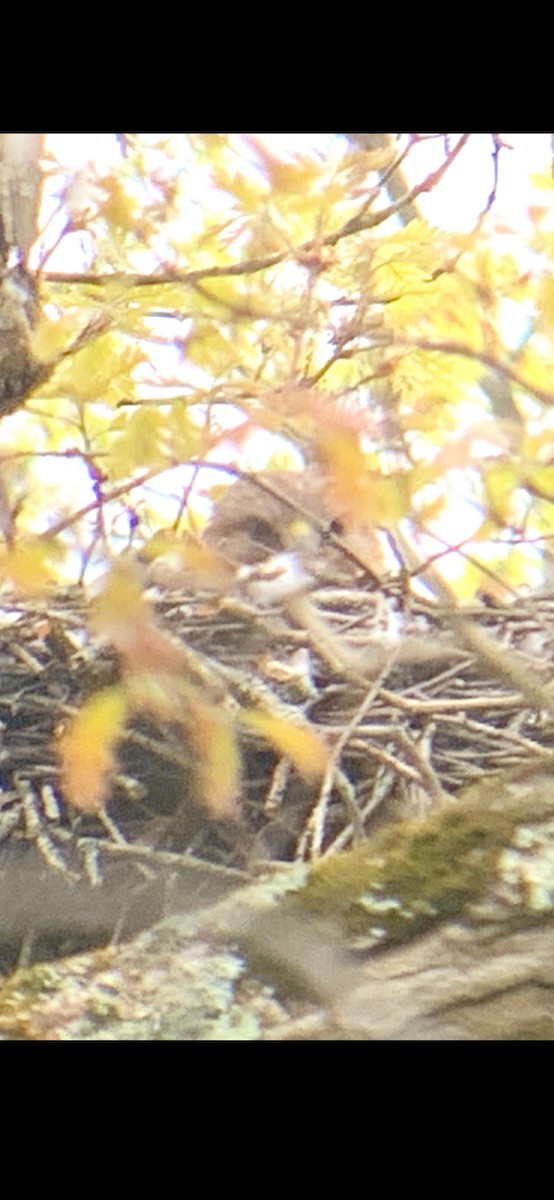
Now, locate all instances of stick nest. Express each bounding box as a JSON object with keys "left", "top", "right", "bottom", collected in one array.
[{"left": 1, "top": 577, "right": 554, "bottom": 970}]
